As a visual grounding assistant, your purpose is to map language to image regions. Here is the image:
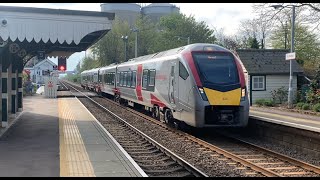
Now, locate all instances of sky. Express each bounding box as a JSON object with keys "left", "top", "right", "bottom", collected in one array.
[{"left": 0, "top": 3, "right": 255, "bottom": 71}]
